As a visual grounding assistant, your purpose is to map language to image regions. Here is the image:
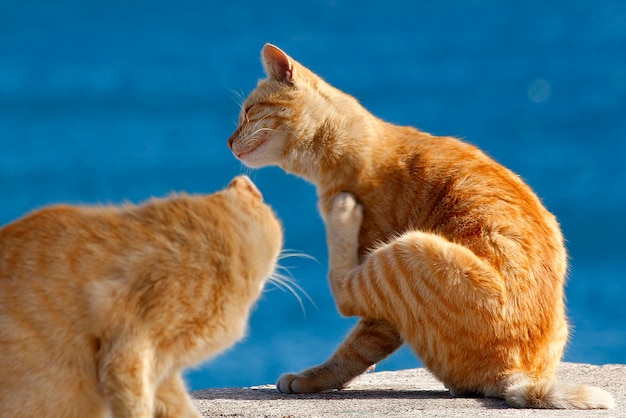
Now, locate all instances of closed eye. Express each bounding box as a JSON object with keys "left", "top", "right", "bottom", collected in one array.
[
  {"left": 243, "top": 104, "right": 254, "bottom": 115},
  {"left": 242, "top": 104, "right": 254, "bottom": 123},
  {"left": 239, "top": 105, "right": 254, "bottom": 123}
]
